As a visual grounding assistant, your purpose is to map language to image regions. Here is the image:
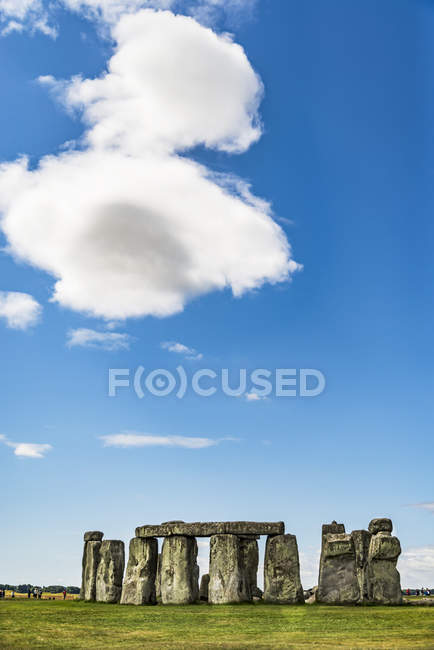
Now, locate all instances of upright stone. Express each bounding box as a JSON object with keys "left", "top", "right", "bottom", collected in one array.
[
  {"left": 199, "top": 574, "right": 210, "bottom": 601},
  {"left": 120, "top": 537, "right": 158, "bottom": 605},
  {"left": 156, "top": 553, "right": 162, "bottom": 600},
  {"left": 263, "top": 534, "right": 304, "bottom": 604},
  {"left": 351, "top": 529, "right": 372, "bottom": 603},
  {"left": 208, "top": 534, "right": 250, "bottom": 604},
  {"left": 368, "top": 530, "right": 402, "bottom": 604},
  {"left": 96, "top": 540, "right": 125, "bottom": 603},
  {"left": 368, "top": 518, "right": 393, "bottom": 535},
  {"left": 80, "top": 534, "right": 103, "bottom": 601},
  {"left": 317, "top": 533, "right": 359, "bottom": 604},
  {"left": 240, "top": 538, "right": 259, "bottom": 595},
  {"left": 160, "top": 536, "right": 199, "bottom": 604}
]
